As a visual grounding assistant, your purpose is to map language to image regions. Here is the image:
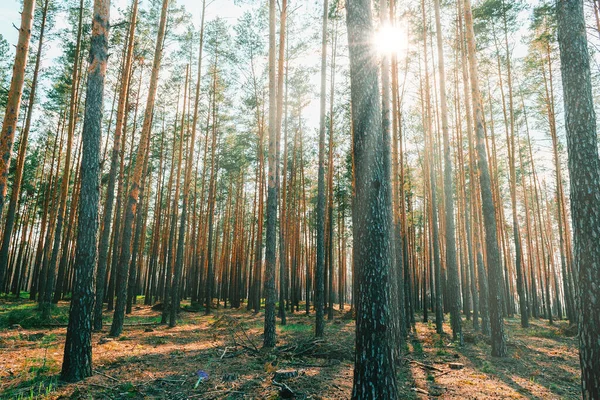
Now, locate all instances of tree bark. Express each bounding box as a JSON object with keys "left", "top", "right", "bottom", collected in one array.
[
  {"left": 557, "top": 0, "right": 600, "bottom": 396},
  {"left": 347, "top": 0, "right": 398, "bottom": 397},
  {"left": 61, "top": 0, "right": 109, "bottom": 382}
]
